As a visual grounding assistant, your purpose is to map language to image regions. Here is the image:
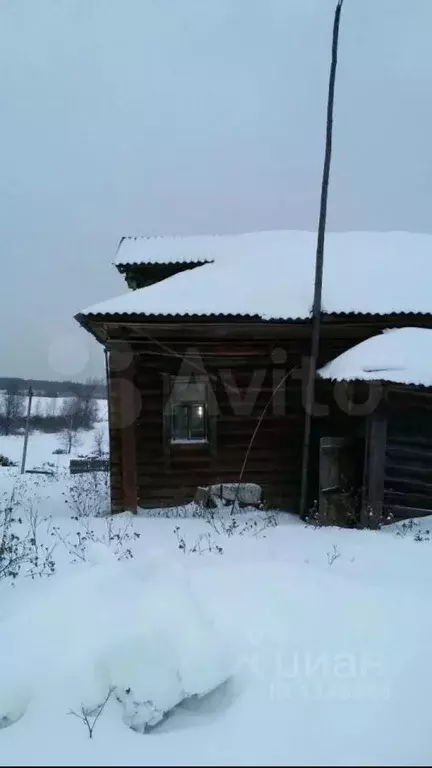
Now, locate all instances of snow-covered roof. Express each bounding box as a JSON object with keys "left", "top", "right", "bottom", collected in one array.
[
  {"left": 318, "top": 327, "right": 432, "bottom": 387},
  {"left": 116, "top": 236, "right": 214, "bottom": 265},
  {"left": 82, "top": 230, "right": 432, "bottom": 320}
]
